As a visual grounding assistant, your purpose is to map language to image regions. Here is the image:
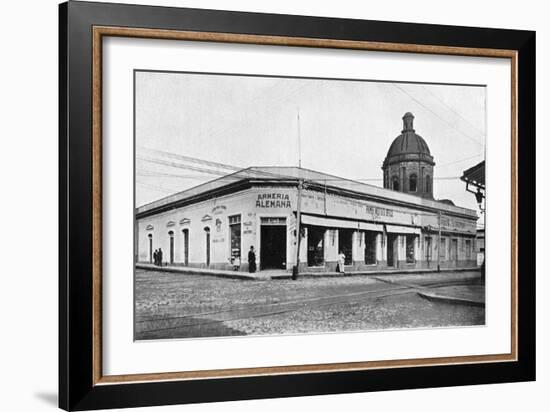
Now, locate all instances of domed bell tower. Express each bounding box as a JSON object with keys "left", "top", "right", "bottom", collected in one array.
[{"left": 382, "top": 112, "right": 435, "bottom": 199}]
